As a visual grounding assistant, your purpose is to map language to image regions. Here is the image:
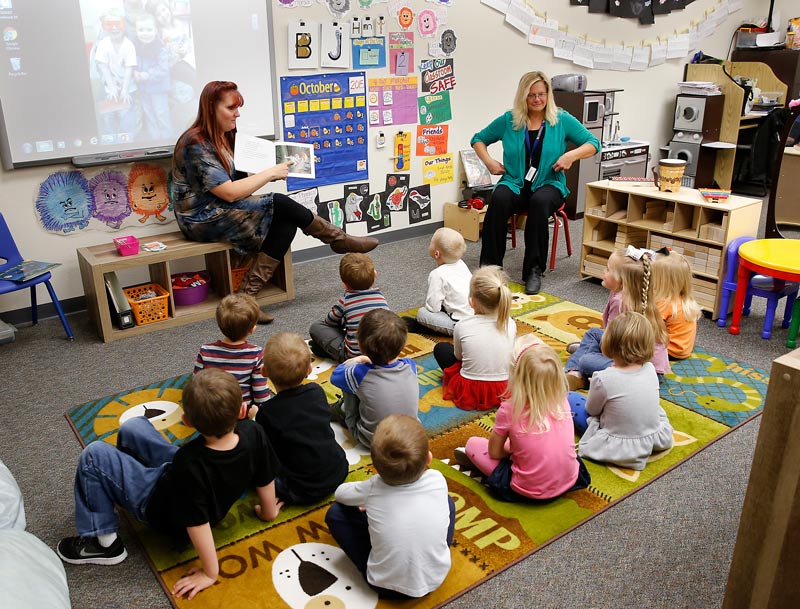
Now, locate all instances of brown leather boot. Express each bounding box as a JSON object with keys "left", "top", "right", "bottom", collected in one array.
[
  {"left": 237, "top": 253, "right": 281, "bottom": 324},
  {"left": 303, "top": 215, "right": 379, "bottom": 254}
]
